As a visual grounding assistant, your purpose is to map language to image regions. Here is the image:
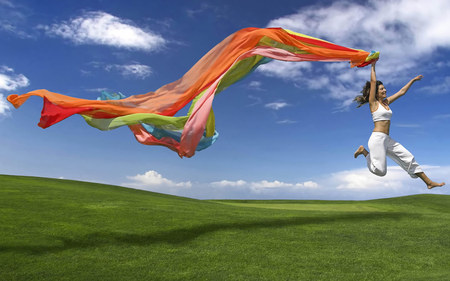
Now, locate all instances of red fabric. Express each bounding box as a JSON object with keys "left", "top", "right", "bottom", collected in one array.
[{"left": 38, "top": 97, "right": 91, "bottom": 128}]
